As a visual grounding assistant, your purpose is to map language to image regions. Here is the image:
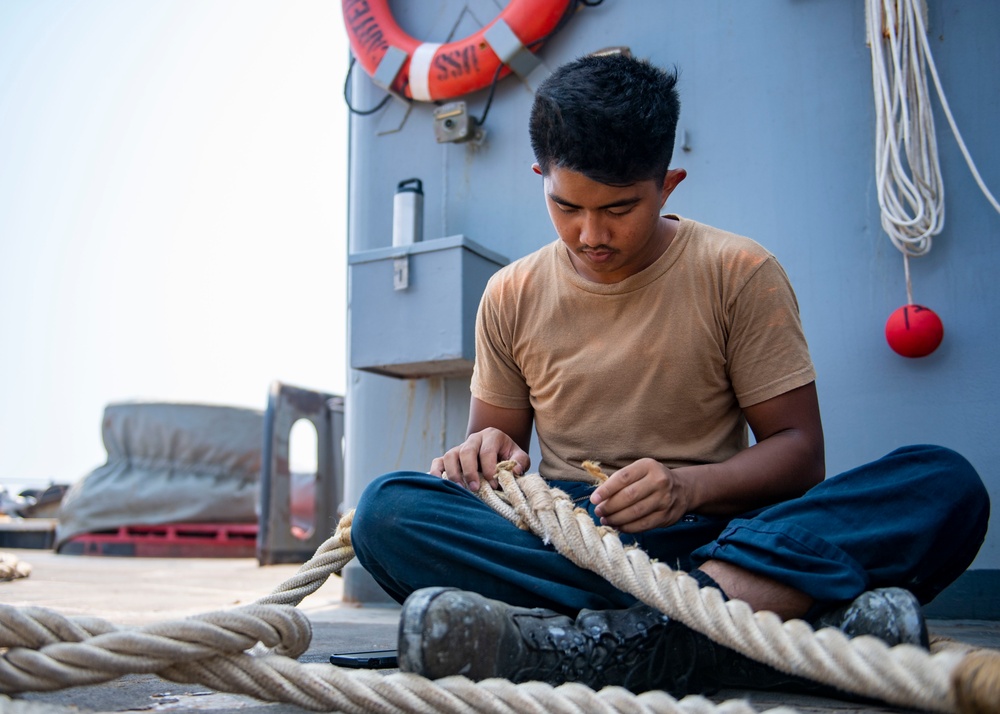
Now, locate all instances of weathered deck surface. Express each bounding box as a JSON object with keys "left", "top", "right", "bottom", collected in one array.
[{"left": 2, "top": 549, "right": 997, "bottom": 714}]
